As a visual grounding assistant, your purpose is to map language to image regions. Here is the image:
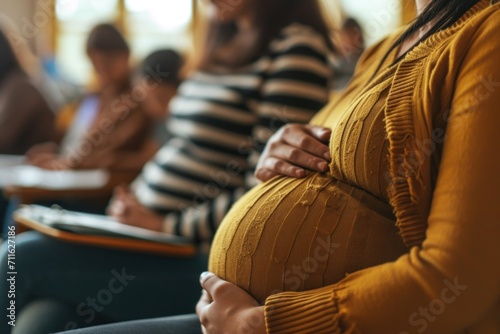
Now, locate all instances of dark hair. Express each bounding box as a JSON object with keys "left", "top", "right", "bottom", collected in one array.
[
  {"left": 341, "top": 17, "right": 365, "bottom": 53},
  {"left": 0, "top": 29, "right": 21, "bottom": 84},
  {"left": 389, "top": 0, "right": 481, "bottom": 63},
  {"left": 86, "top": 23, "right": 129, "bottom": 55},
  {"left": 197, "top": 0, "right": 336, "bottom": 69},
  {"left": 141, "top": 49, "right": 183, "bottom": 86},
  {"left": 342, "top": 17, "right": 362, "bottom": 31}
]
